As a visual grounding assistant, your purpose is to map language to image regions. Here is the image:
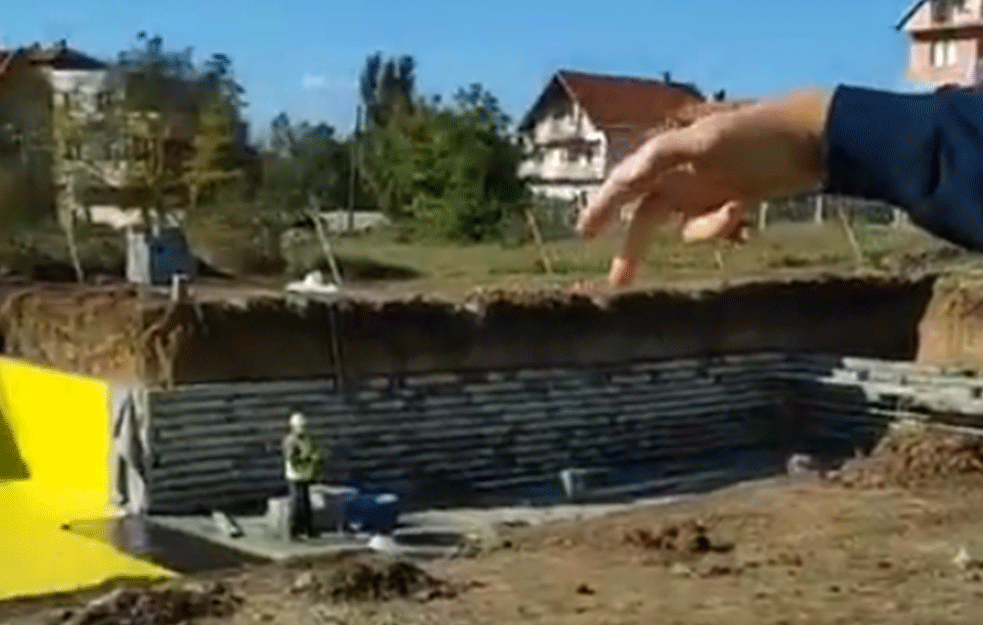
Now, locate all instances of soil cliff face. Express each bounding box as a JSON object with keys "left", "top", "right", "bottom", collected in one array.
[
  {"left": 170, "top": 274, "right": 937, "bottom": 383},
  {"left": 0, "top": 273, "right": 952, "bottom": 385},
  {"left": 917, "top": 275, "right": 983, "bottom": 370}
]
